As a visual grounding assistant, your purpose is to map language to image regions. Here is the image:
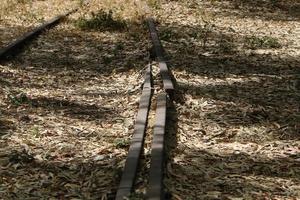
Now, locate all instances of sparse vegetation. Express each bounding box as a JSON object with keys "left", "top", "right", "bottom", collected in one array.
[
  {"left": 199, "top": 22, "right": 215, "bottom": 48},
  {"left": 160, "top": 28, "right": 179, "bottom": 42},
  {"left": 75, "top": 10, "right": 127, "bottom": 31},
  {"left": 8, "top": 92, "right": 30, "bottom": 106},
  {"left": 244, "top": 35, "right": 281, "bottom": 49},
  {"left": 218, "top": 35, "right": 235, "bottom": 53},
  {"left": 147, "top": 0, "right": 161, "bottom": 9},
  {"left": 114, "top": 138, "right": 130, "bottom": 149}
]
